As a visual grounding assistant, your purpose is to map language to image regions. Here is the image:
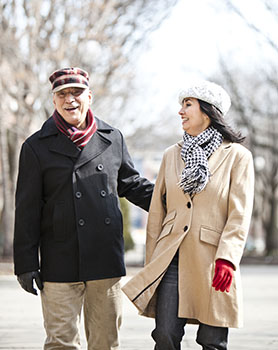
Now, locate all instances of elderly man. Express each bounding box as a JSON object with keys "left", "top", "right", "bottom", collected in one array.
[{"left": 13, "top": 67, "right": 153, "bottom": 350}]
